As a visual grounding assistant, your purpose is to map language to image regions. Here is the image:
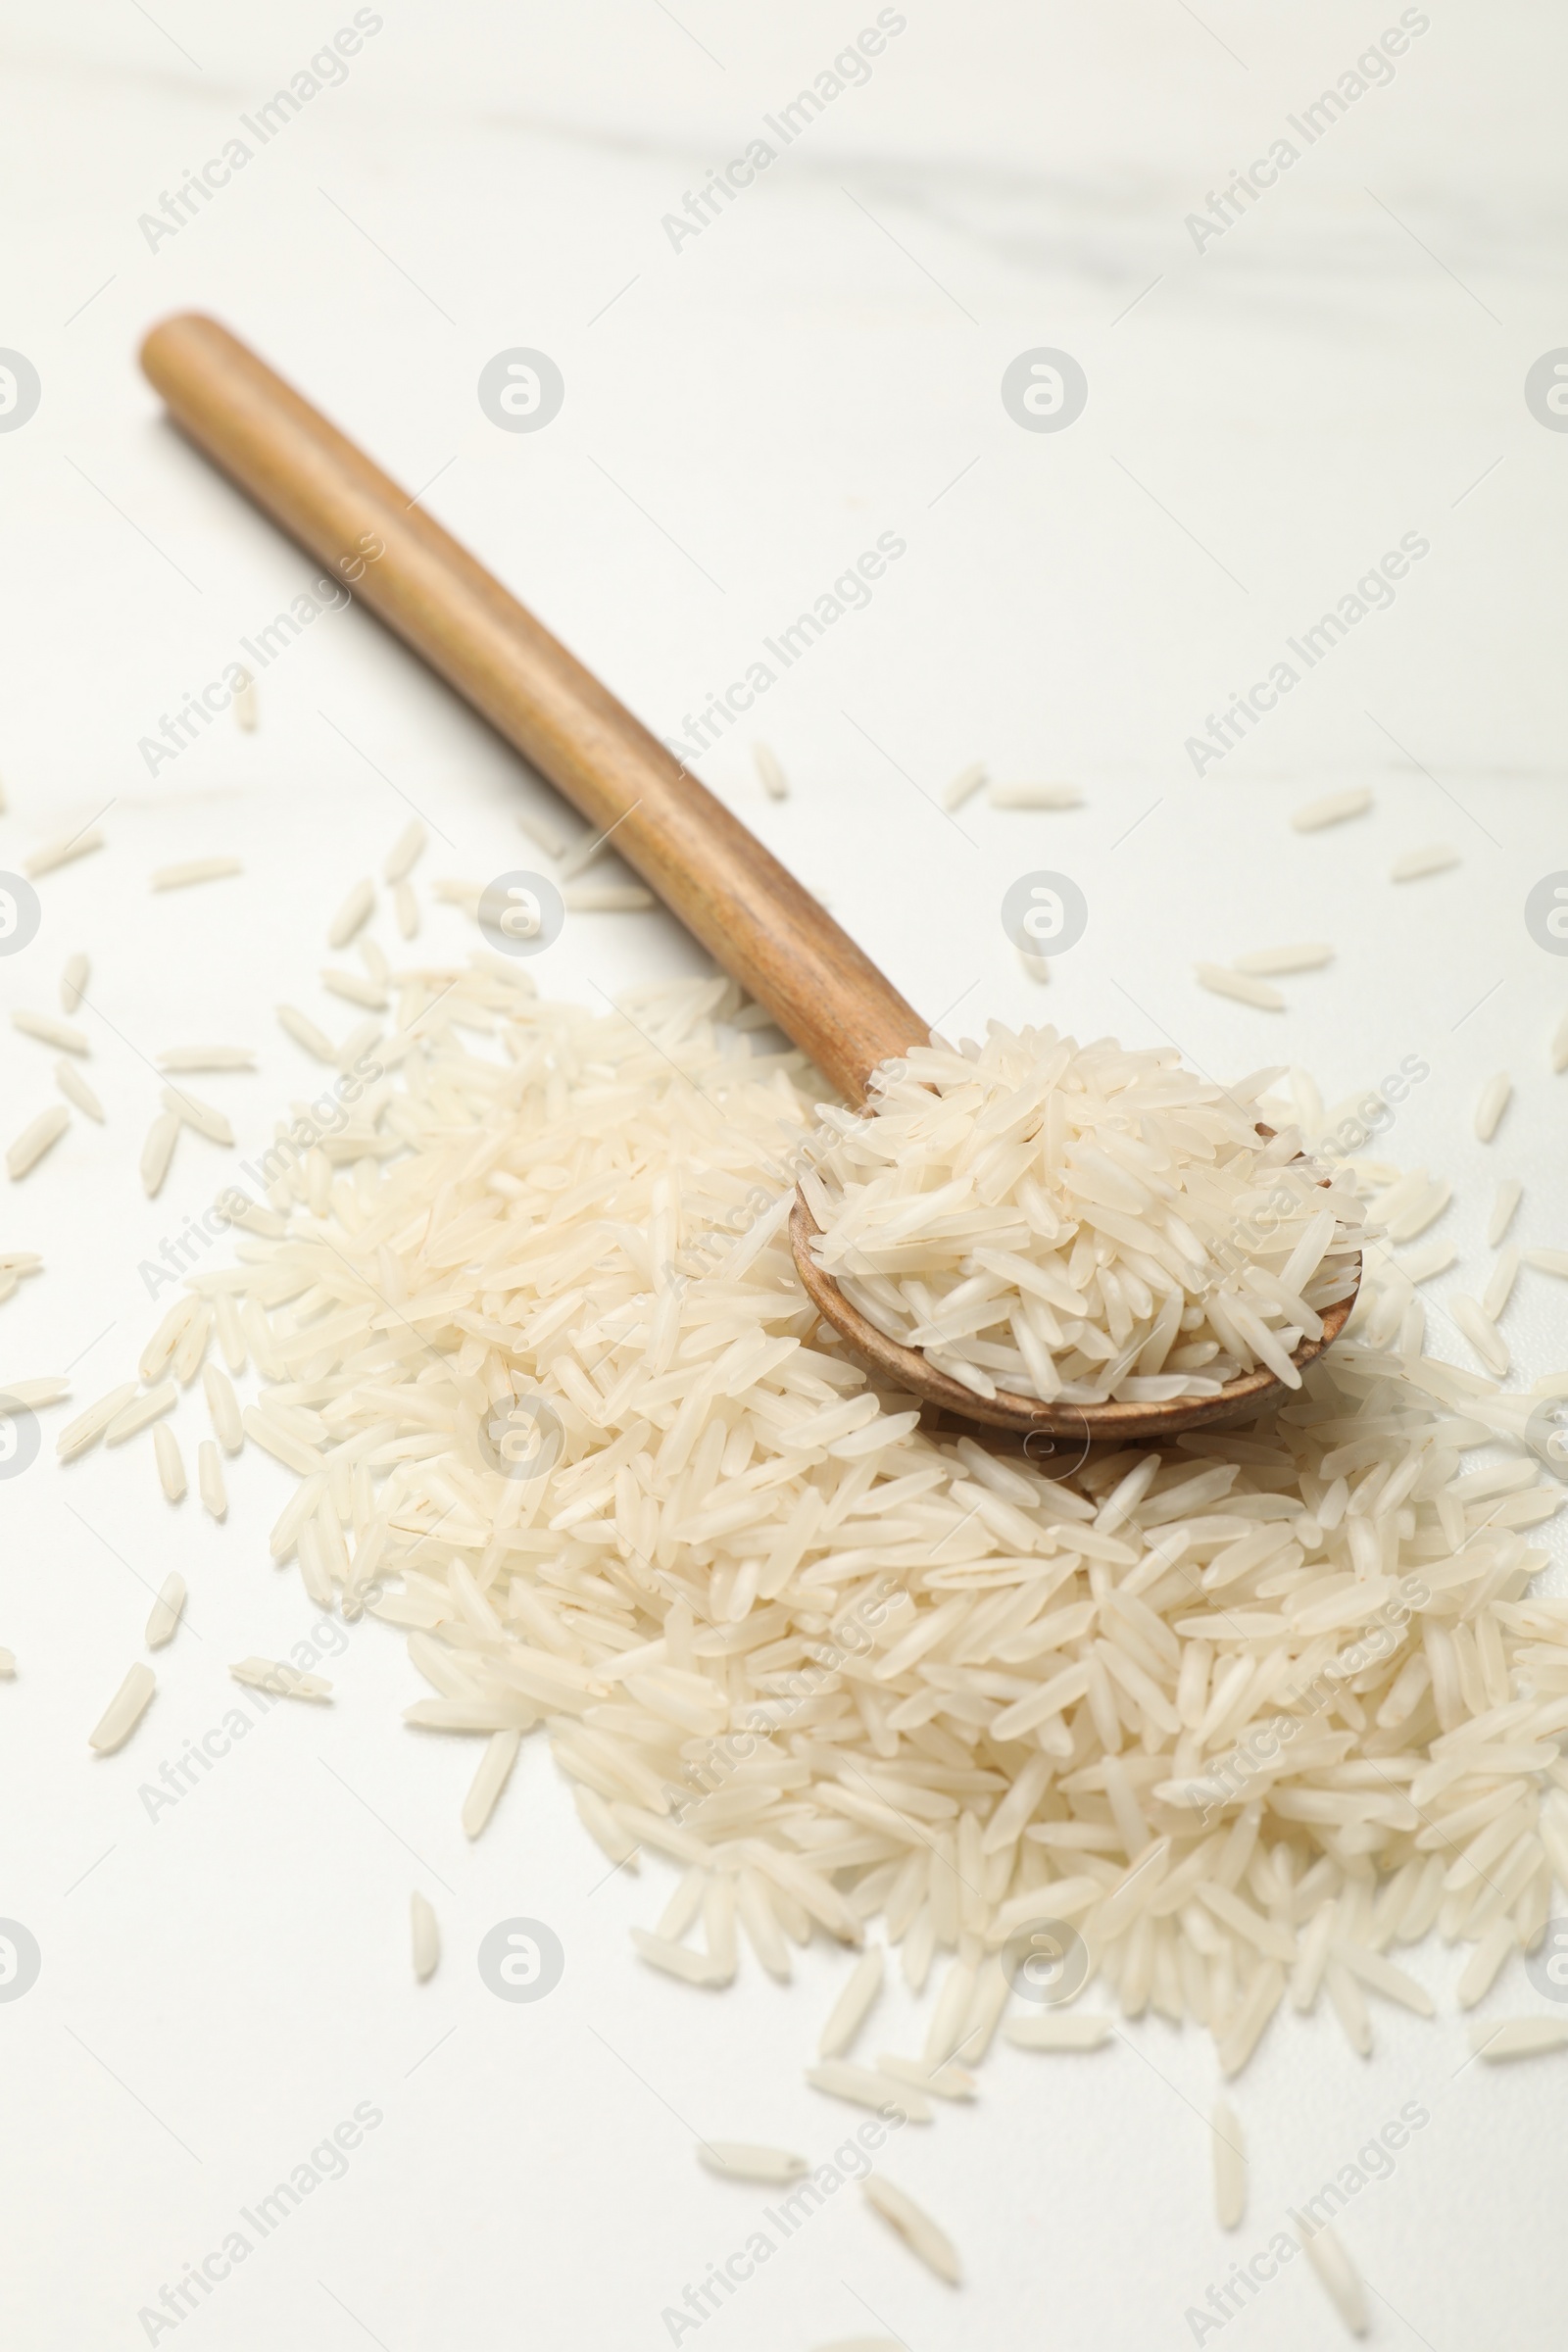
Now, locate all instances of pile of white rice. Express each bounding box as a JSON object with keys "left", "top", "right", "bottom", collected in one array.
[
  {"left": 75, "top": 956, "right": 1568, "bottom": 2099},
  {"left": 801, "top": 1029, "right": 1367, "bottom": 1406}
]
